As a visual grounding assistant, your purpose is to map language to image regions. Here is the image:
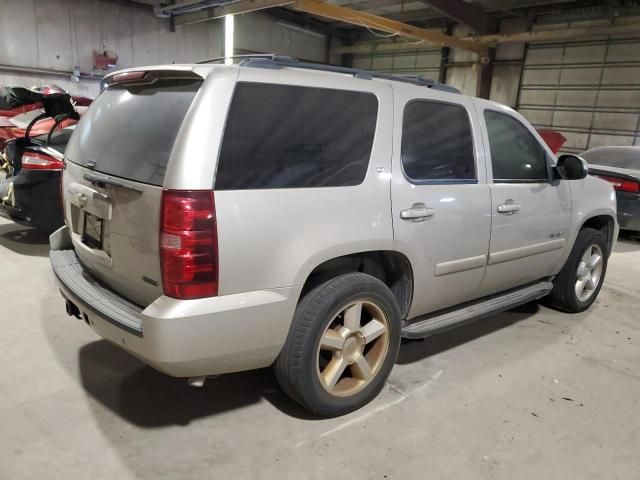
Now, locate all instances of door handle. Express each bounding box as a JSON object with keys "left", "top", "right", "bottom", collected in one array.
[
  {"left": 400, "top": 204, "right": 436, "bottom": 222},
  {"left": 497, "top": 202, "right": 521, "bottom": 214}
]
